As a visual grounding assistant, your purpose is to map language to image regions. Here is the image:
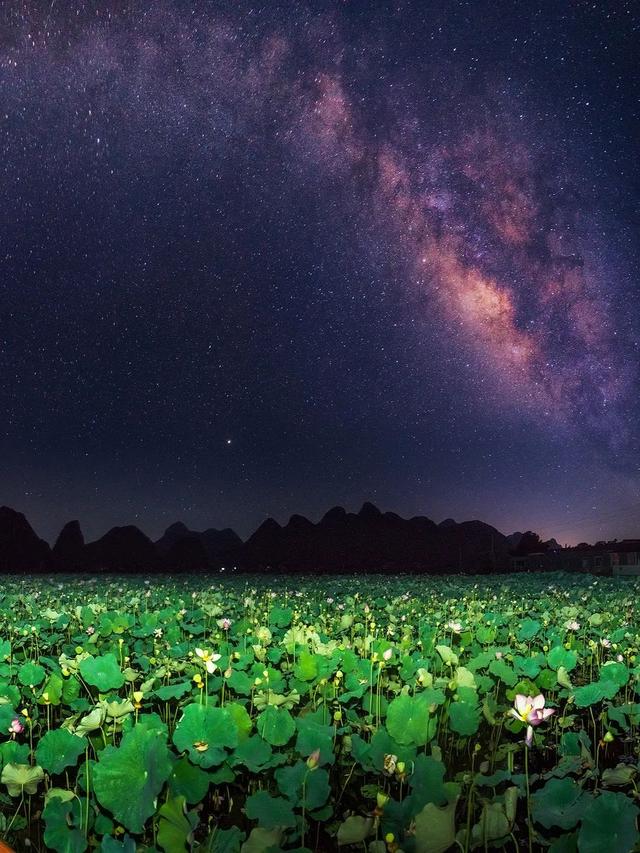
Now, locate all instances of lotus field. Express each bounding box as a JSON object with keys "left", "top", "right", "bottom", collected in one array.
[{"left": 0, "top": 573, "right": 639, "bottom": 852}]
